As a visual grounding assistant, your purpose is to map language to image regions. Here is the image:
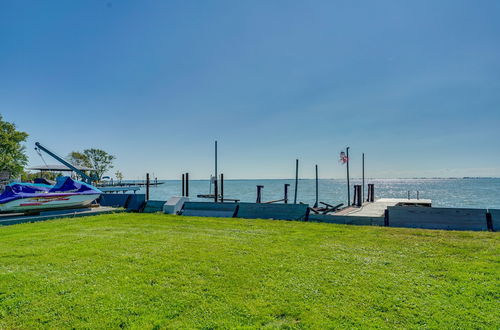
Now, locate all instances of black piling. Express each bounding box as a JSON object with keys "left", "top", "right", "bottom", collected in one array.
[
  {"left": 220, "top": 173, "right": 224, "bottom": 203},
  {"left": 367, "top": 183, "right": 375, "bottom": 202},
  {"left": 486, "top": 212, "right": 493, "bottom": 232},
  {"left": 362, "top": 153, "right": 365, "bottom": 203},
  {"left": 146, "top": 173, "right": 150, "bottom": 201},
  {"left": 284, "top": 184, "right": 290, "bottom": 204},
  {"left": 294, "top": 159, "right": 299, "bottom": 204},
  {"left": 353, "top": 185, "right": 362, "bottom": 207},
  {"left": 314, "top": 164, "right": 319, "bottom": 208},
  {"left": 256, "top": 185, "right": 264, "bottom": 203},
  {"left": 182, "top": 173, "right": 185, "bottom": 196},
  {"left": 346, "top": 147, "right": 350, "bottom": 206},
  {"left": 185, "top": 172, "right": 189, "bottom": 197},
  {"left": 214, "top": 180, "right": 218, "bottom": 203},
  {"left": 214, "top": 140, "right": 218, "bottom": 202}
]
